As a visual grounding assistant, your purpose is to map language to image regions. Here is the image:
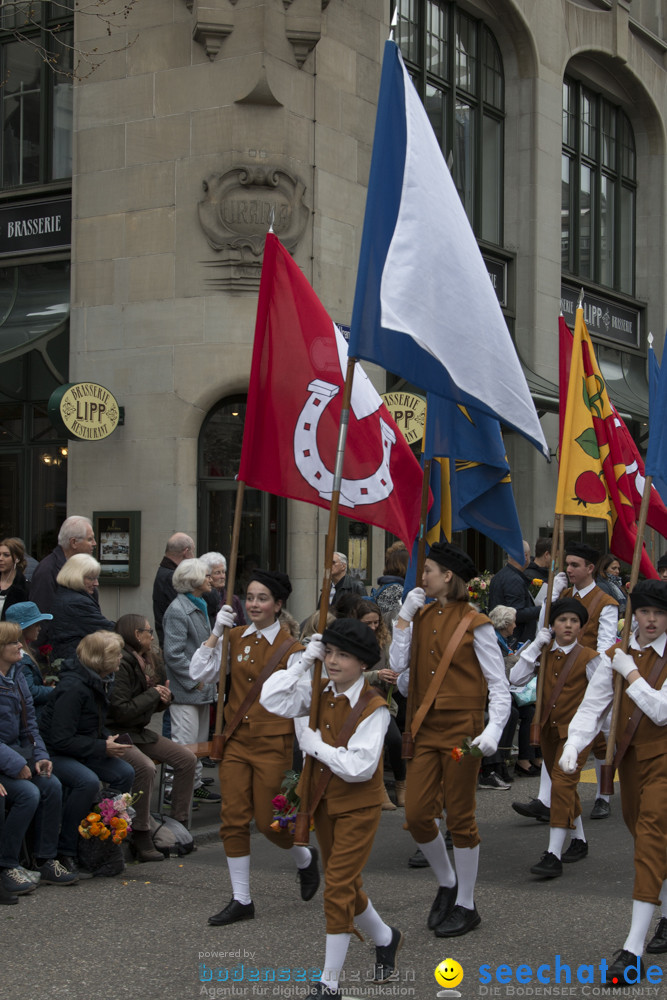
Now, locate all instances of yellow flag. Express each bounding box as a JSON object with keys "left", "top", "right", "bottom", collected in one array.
[{"left": 555, "top": 307, "right": 613, "bottom": 526}]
